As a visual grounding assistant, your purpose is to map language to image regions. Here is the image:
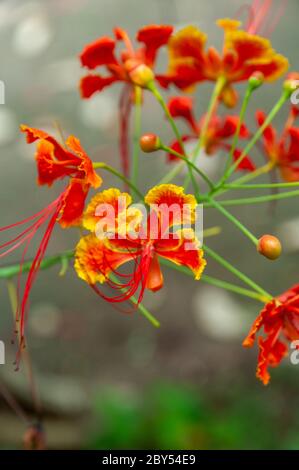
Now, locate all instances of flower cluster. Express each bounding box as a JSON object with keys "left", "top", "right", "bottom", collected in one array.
[{"left": 1, "top": 4, "right": 299, "bottom": 388}]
